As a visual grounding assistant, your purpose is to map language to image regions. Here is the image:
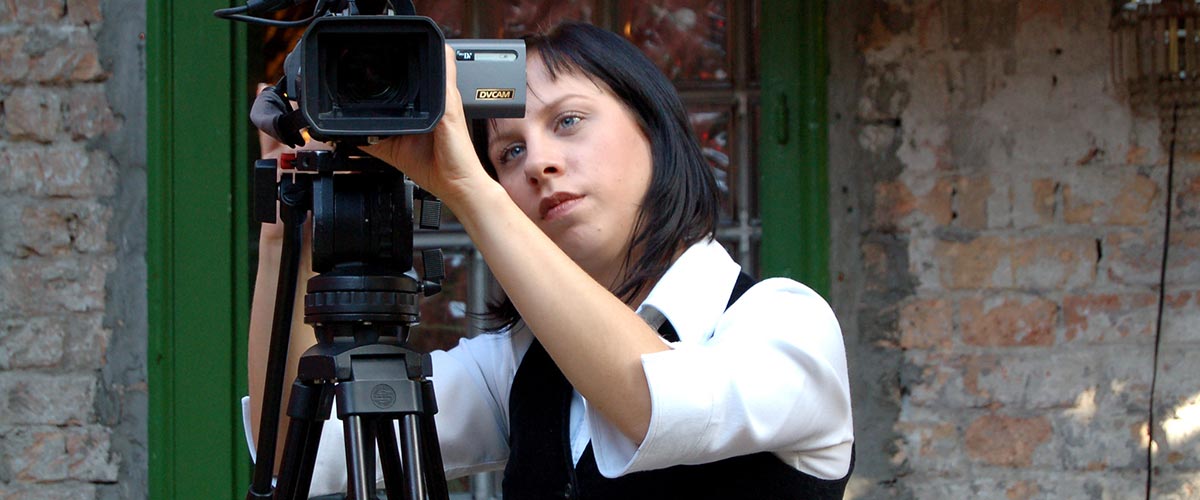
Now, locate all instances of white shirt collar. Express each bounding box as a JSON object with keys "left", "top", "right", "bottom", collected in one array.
[{"left": 636, "top": 239, "right": 743, "bottom": 344}]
